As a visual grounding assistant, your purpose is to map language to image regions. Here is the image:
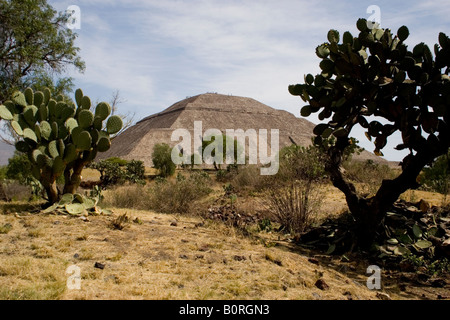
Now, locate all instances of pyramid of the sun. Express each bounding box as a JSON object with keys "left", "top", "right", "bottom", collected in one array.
[{"left": 98, "top": 93, "right": 385, "bottom": 167}]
